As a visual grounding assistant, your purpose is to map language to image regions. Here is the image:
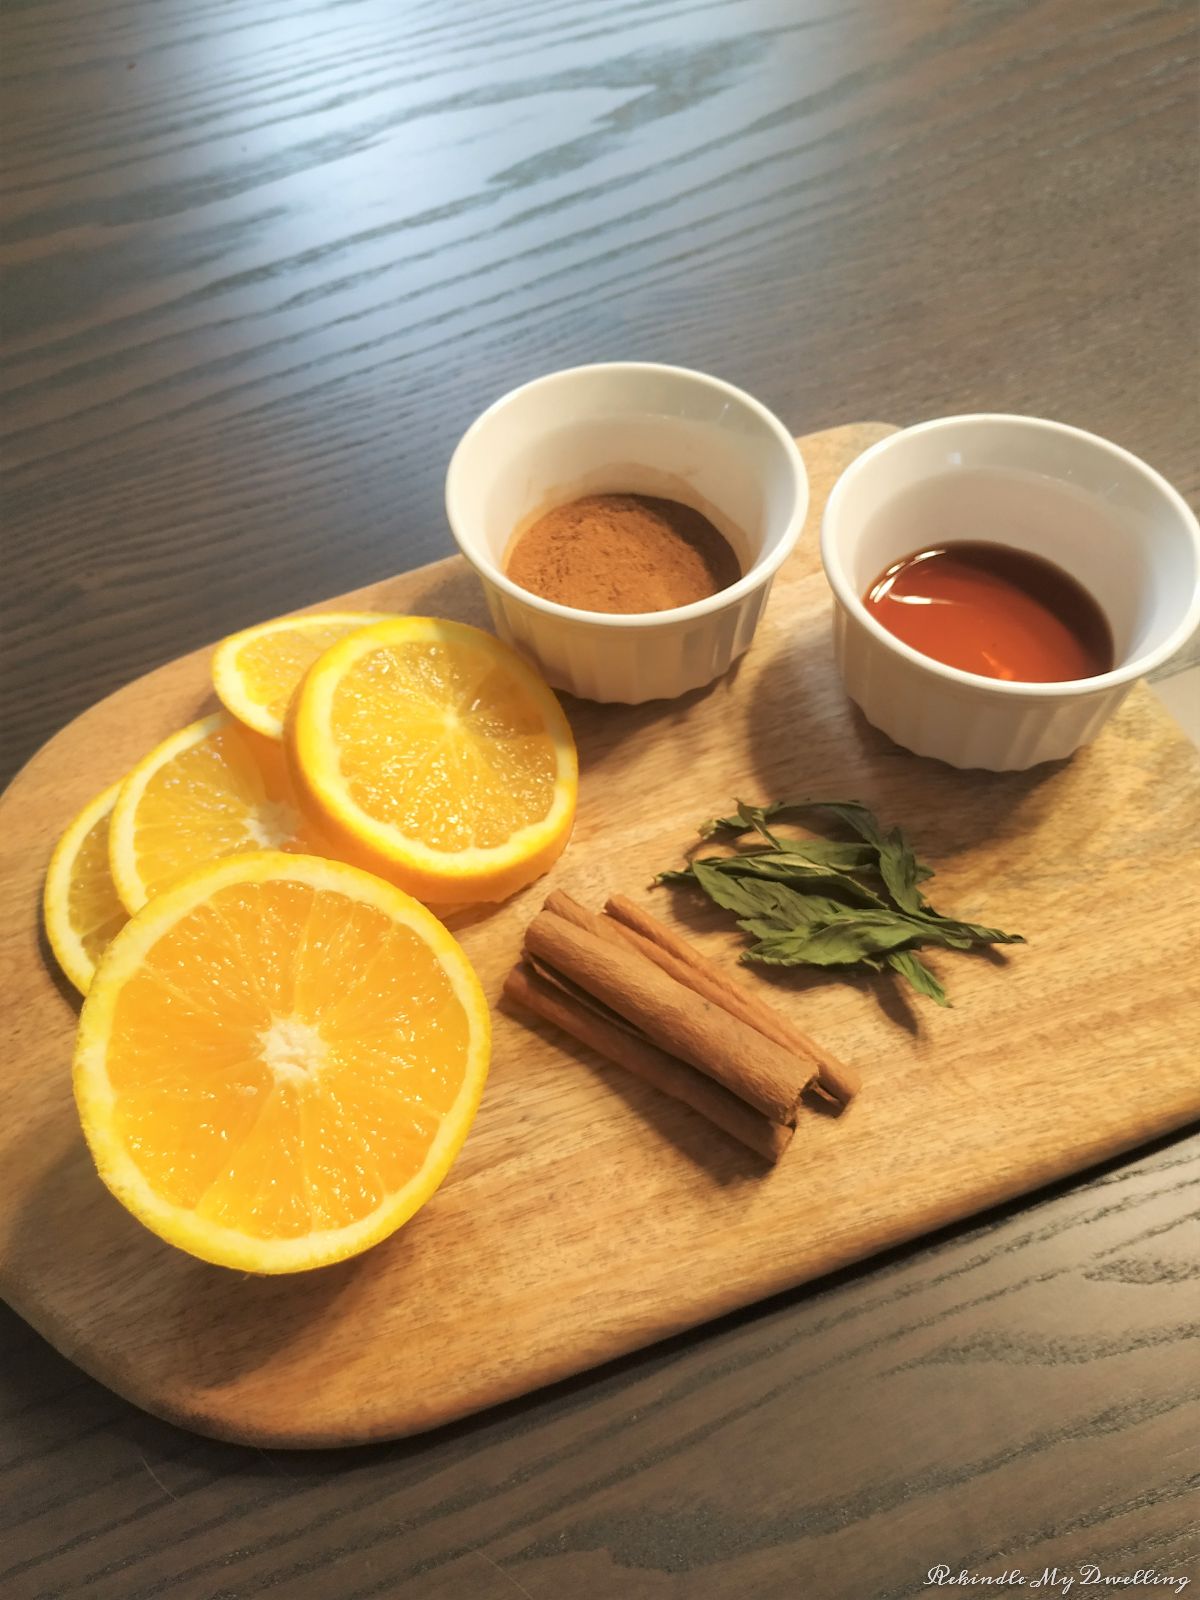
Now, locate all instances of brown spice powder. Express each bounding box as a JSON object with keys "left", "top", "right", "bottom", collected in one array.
[{"left": 504, "top": 493, "right": 742, "bottom": 614}]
